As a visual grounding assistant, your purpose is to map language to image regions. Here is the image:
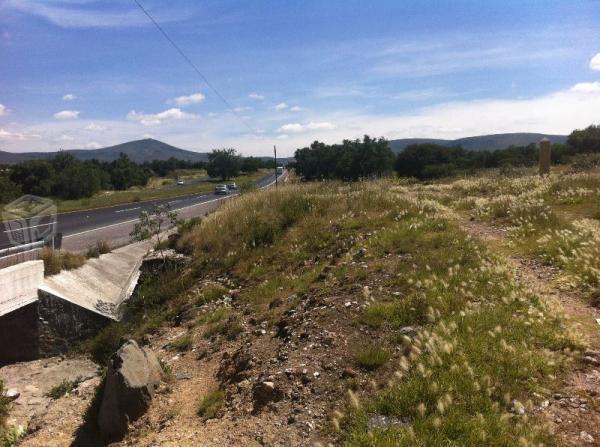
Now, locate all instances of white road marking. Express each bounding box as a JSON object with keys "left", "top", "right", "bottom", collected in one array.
[
  {"left": 3, "top": 222, "right": 55, "bottom": 233},
  {"left": 64, "top": 196, "right": 228, "bottom": 239},
  {"left": 115, "top": 207, "right": 141, "bottom": 214}
]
